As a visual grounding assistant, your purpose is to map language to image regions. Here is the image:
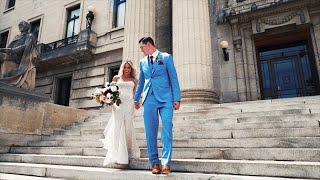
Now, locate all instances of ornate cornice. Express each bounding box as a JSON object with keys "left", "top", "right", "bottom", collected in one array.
[
  {"left": 254, "top": 8, "right": 309, "bottom": 33},
  {"left": 260, "top": 9, "right": 305, "bottom": 25},
  {"left": 225, "top": 0, "right": 313, "bottom": 24}
]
